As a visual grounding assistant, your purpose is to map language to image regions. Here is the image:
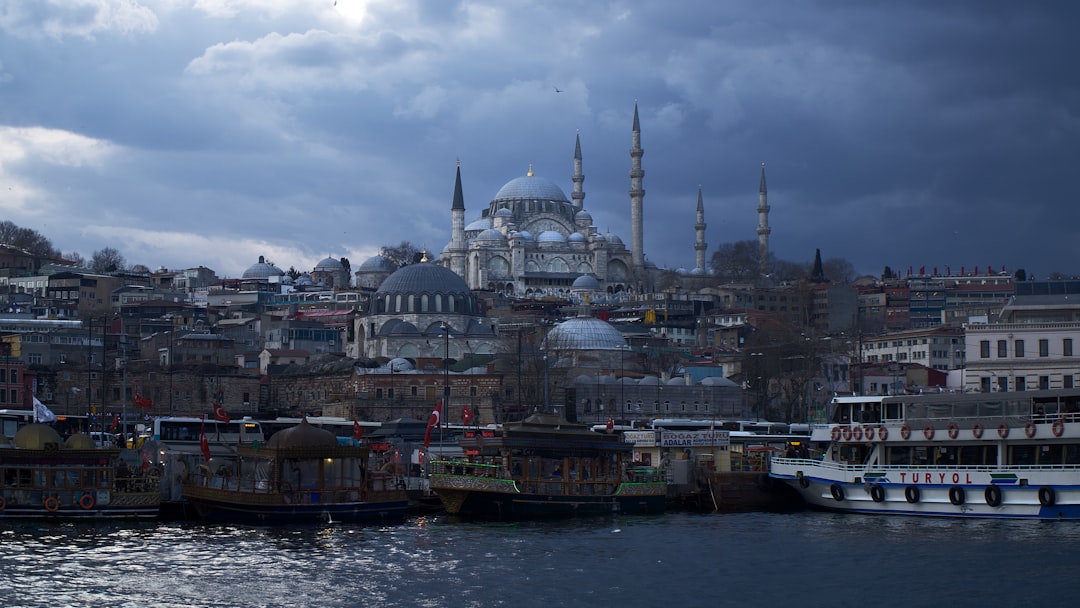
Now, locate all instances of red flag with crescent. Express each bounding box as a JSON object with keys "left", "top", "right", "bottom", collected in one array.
[
  {"left": 424, "top": 400, "right": 443, "bottom": 448},
  {"left": 212, "top": 402, "right": 230, "bottom": 423}
]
